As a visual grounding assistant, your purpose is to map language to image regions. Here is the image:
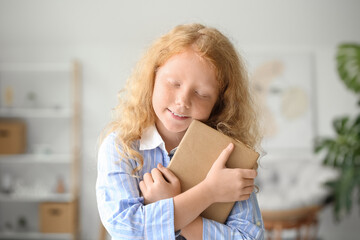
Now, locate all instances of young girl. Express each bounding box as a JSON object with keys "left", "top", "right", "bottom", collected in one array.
[{"left": 96, "top": 23, "right": 264, "bottom": 239}]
